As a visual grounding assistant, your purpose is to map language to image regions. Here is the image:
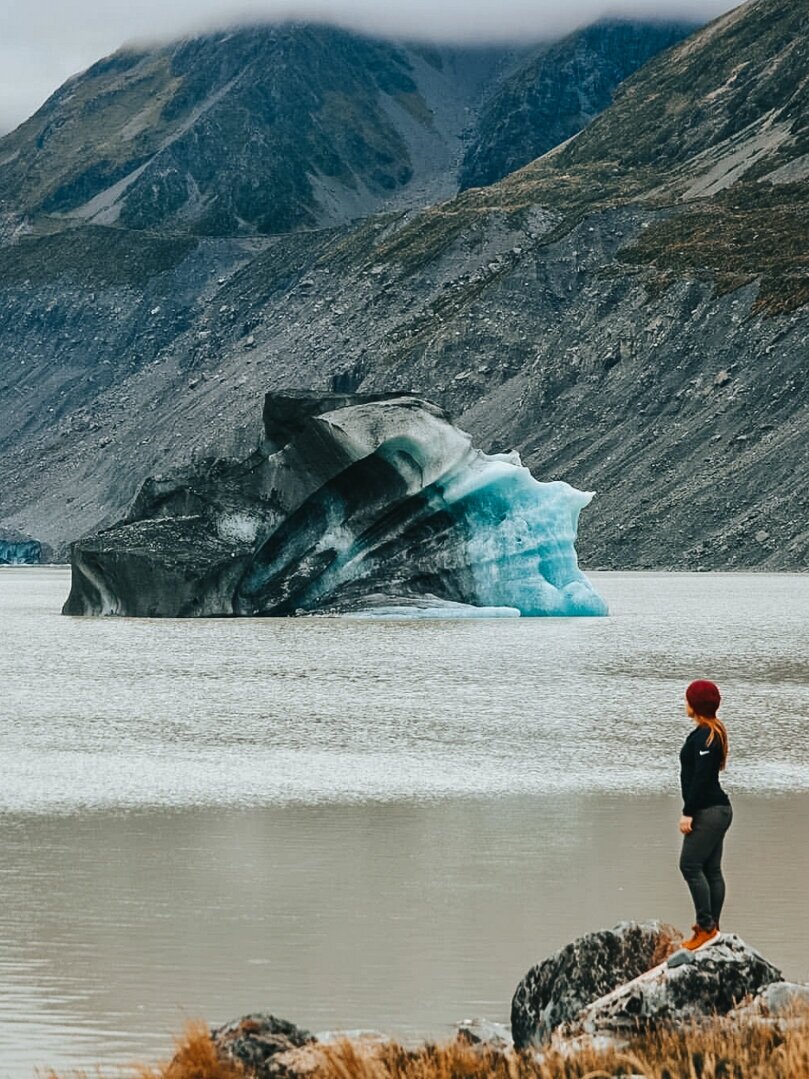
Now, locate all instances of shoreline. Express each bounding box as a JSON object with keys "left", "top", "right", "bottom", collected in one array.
[{"left": 44, "top": 929, "right": 809, "bottom": 1079}]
